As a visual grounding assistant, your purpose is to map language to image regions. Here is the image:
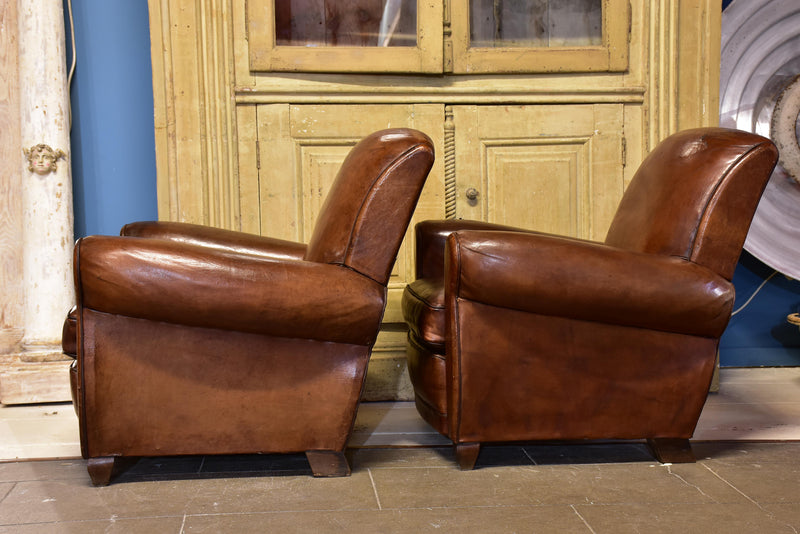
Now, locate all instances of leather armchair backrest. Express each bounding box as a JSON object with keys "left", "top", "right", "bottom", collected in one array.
[
  {"left": 604, "top": 128, "right": 778, "bottom": 280},
  {"left": 304, "top": 128, "right": 435, "bottom": 285}
]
